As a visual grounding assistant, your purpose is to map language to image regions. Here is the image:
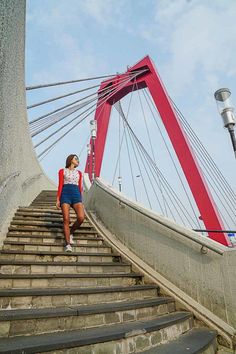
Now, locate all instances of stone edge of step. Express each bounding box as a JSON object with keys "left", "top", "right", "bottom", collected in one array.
[
  {"left": 0, "top": 260, "right": 128, "bottom": 266},
  {"left": 6, "top": 233, "right": 102, "bottom": 239},
  {"left": 0, "top": 312, "right": 192, "bottom": 353},
  {"left": 8, "top": 227, "right": 96, "bottom": 233},
  {"left": 0, "top": 297, "right": 175, "bottom": 321},
  {"left": 141, "top": 327, "right": 217, "bottom": 354},
  {"left": 0, "top": 284, "right": 159, "bottom": 297},
  {"left": 3, "top": 238, "right": 108, "bottom": 248},
  {"left": 0, "top": 249, "right": 119, "bottom": 257},
  {"left": 0, "top": 272, "right": 142, "bottom": 279}
]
